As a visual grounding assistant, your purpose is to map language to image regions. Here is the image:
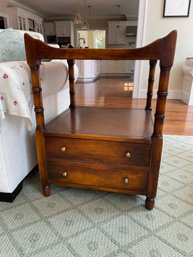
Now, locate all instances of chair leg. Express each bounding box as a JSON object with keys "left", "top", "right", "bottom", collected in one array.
[
  {"left": 42, "top": 185, "right": 51, "bottom": 197},
  {"left": 145, "top": 197, "right": 155, "bottom": 210}
]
